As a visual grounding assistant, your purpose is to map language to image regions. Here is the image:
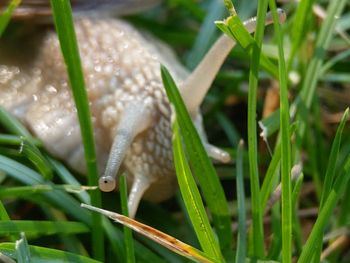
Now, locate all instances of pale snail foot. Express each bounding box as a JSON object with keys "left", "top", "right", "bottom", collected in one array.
[{"left": 127, "top": 175, "right": 152, "bottom": 218}]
